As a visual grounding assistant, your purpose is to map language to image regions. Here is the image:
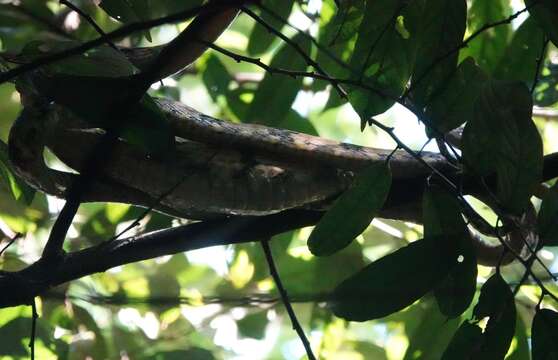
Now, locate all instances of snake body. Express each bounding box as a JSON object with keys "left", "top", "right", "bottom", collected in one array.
[{"left": 8, "top": 94, "right": 453, "bottom": 221}]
